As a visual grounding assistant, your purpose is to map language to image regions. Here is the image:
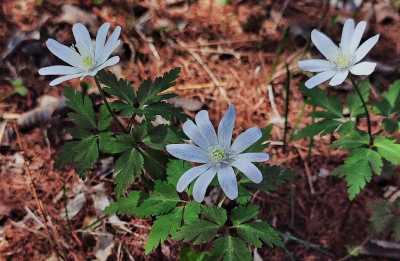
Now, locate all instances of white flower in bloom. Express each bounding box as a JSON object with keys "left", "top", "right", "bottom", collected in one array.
[
  {"left": 298, "top": 19, "right": 379, "bottom": 89},
  {"left": 39, "top": 23, "right": 121, "bottom": 86},
  {"left": 166, "top": 105, "right": 269, "bottom": 202}
]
